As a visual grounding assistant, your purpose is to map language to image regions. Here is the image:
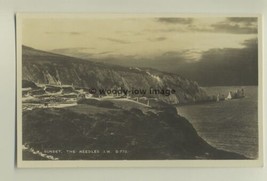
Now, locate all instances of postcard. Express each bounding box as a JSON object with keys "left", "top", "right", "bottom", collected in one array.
[{"left": 16, "top": 13, "right": 263, "bottom": 167}]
